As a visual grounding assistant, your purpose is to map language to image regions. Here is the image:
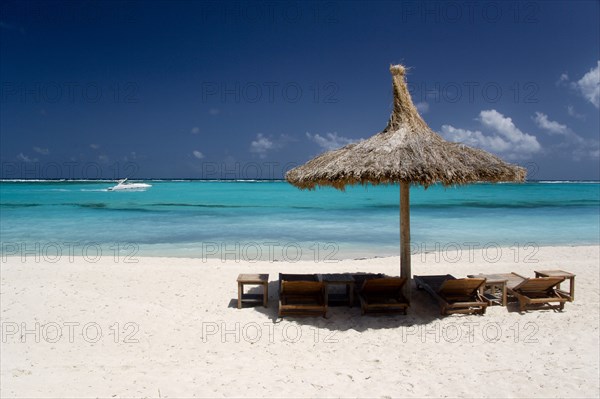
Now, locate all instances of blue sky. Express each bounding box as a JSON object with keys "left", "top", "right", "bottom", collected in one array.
[{"left": 1, "top": 0, "right": 599, "bottom": 180}]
